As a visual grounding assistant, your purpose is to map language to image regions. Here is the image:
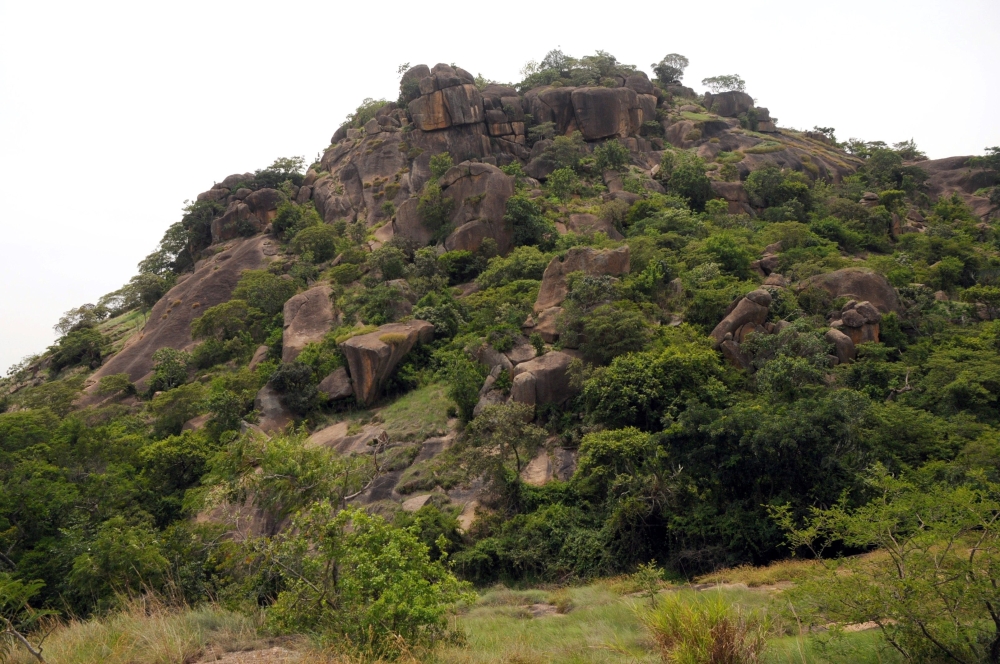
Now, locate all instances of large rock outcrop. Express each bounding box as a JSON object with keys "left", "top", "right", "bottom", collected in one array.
[
  {"left": 914, "top": 156, "right": 997, "bottom": 219},
  {"left": 798, "top": 268, "right": 901, "bottom": 313},
  {"left": 509, "top": 351, "right": 576, "bottom": 407},
  {"left": 281, "top": 284, "right": 336, "bottom": 363},
  {"left": 340, "top": 320, "right": 435, "bottom": 406},
  {"left": 703, "top": 91, "right": 754, "bottom": 118},
  {"left": 440, "top": 161, "right": 516, "bottom": 253},
  {"left": 85, "top": 235, "right": 274, "bottom": 392},
  {"left": 709, "top": 289, "right": 772, "bottom": 347},
  {"left": 533, "top": 246, "right": 631, "bottom": 313}
]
